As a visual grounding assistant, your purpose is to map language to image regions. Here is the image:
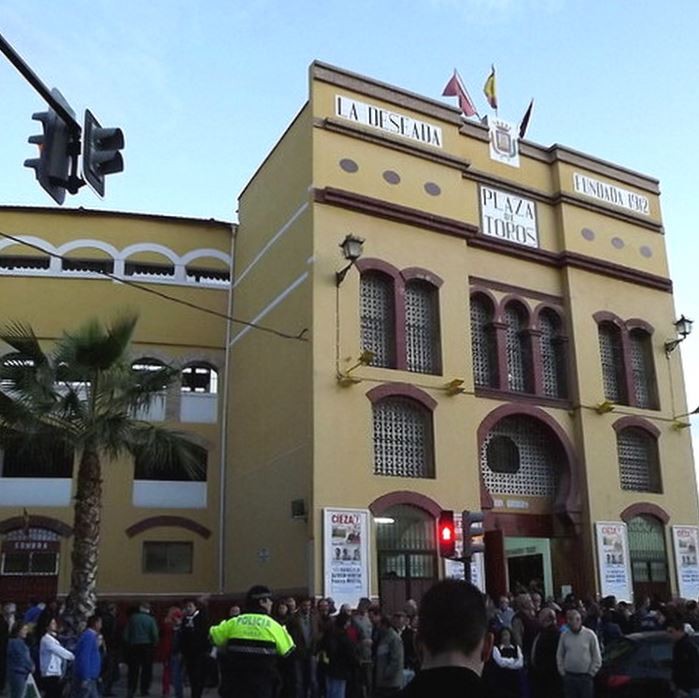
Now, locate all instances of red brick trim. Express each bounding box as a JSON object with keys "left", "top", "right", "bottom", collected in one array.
[
  {"left": 314, "top": 187, "right": 478, "bottom": 239},
  {"left": 401, "top": 267, "right": 444, "bottom": 288},
  {"left": 369, "top": 491, "right": 442, "bottom": 518},
  {"left": 125, "top": 516, "right": 212, "bottom": 539},
  {"left": 355, "top": 258, "right": 402, "bottom": 279},
  {"left": 620, "top": 502, "right": 670, "bottom": 524},
  {"left": 532, "top": 303, "right": 566, "bottom": 329},
  {"left": 612, "top": 416, "right": 661, "bottom": 438},
  {"left": 499, "top": 296, "right": 533, "bottom": 327},
  {"left": 0, "top": 515, "right": 72, "bottom": 537},
  {"left": 477, "top": 404, "right": 582, "bottom": 517},
  {"left": 365, "top": 383, "right": 438, "bottom": 411},
  {"left": 626, "top": 318, "right": 655, "bottom": 335},
  {"left": 469, "top": 277, "right": 563, "bottom": 305},
  {"left": 593, "top": 311, "right": 626, "bottom": 330}
]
